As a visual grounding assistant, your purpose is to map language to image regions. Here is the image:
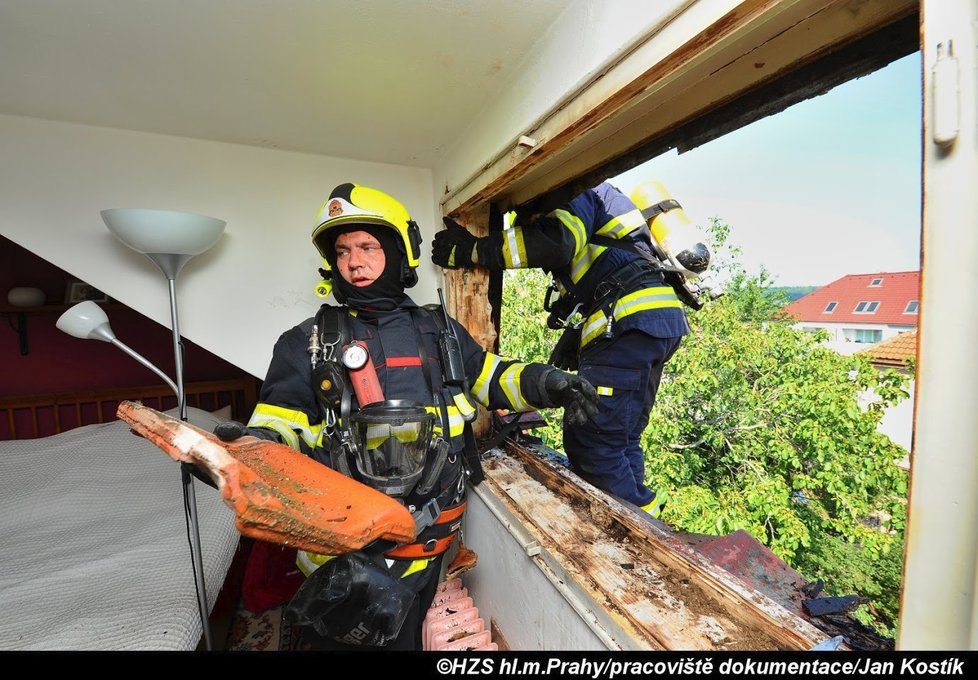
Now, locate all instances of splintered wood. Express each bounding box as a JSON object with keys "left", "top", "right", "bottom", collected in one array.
[{"left": 482, "top": 442, "right": 829, "bottom": 651}]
